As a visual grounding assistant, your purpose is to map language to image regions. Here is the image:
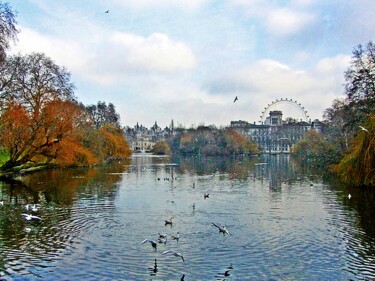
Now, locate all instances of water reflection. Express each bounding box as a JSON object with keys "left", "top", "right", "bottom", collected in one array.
[{"left": 0, "top": 155, "right": 374, "bottom": 280}]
